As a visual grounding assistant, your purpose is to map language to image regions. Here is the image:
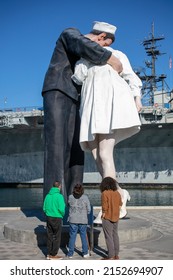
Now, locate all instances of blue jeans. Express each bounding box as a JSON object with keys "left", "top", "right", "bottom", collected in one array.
[{"left": 68, "top": 223, "right": 88, "bottom": 256}]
